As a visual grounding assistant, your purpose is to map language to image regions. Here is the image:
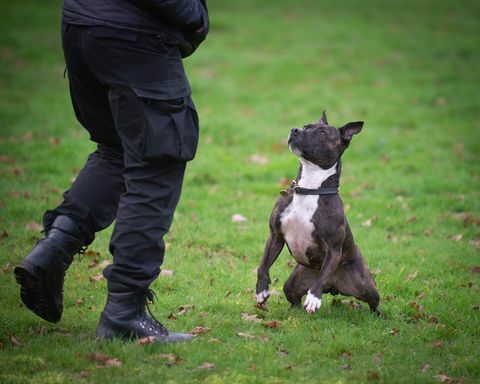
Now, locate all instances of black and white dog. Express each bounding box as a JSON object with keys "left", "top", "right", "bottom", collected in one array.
[{"left": 255, "top": 112, "right": 380, "bottom": 314}]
